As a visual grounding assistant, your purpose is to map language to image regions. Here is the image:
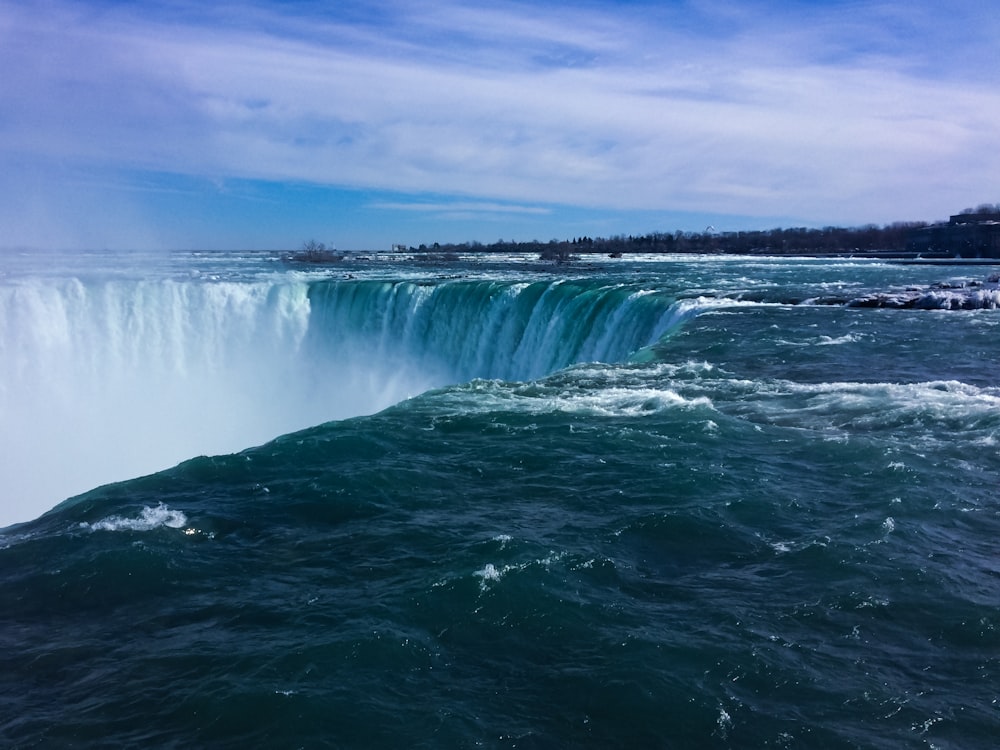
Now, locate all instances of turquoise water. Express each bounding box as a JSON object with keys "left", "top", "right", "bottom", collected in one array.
[{"left": 1, "top": 252, "right": 999, "bottom": 747}]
